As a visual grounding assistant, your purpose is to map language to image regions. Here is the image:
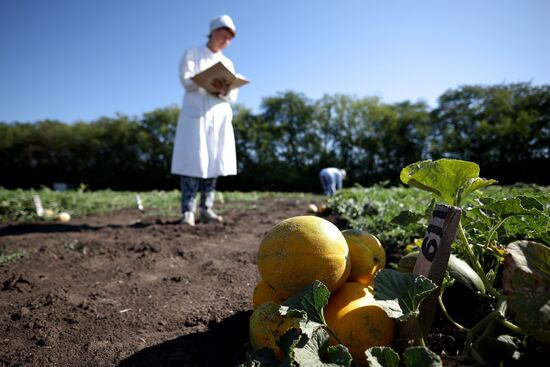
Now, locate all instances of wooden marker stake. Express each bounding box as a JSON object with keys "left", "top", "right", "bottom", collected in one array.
[
  {"left": 399, "top": 203, "right": 461, "bottom": 345},
  {"left": 33, "top": 195, "right": 44, "bottom": 217},
  {"left": 135, "top": 195, "right": 144, "bottom": 212},
  {"left": 415, "top": 204, "right": 461, "bottom": 338}
]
